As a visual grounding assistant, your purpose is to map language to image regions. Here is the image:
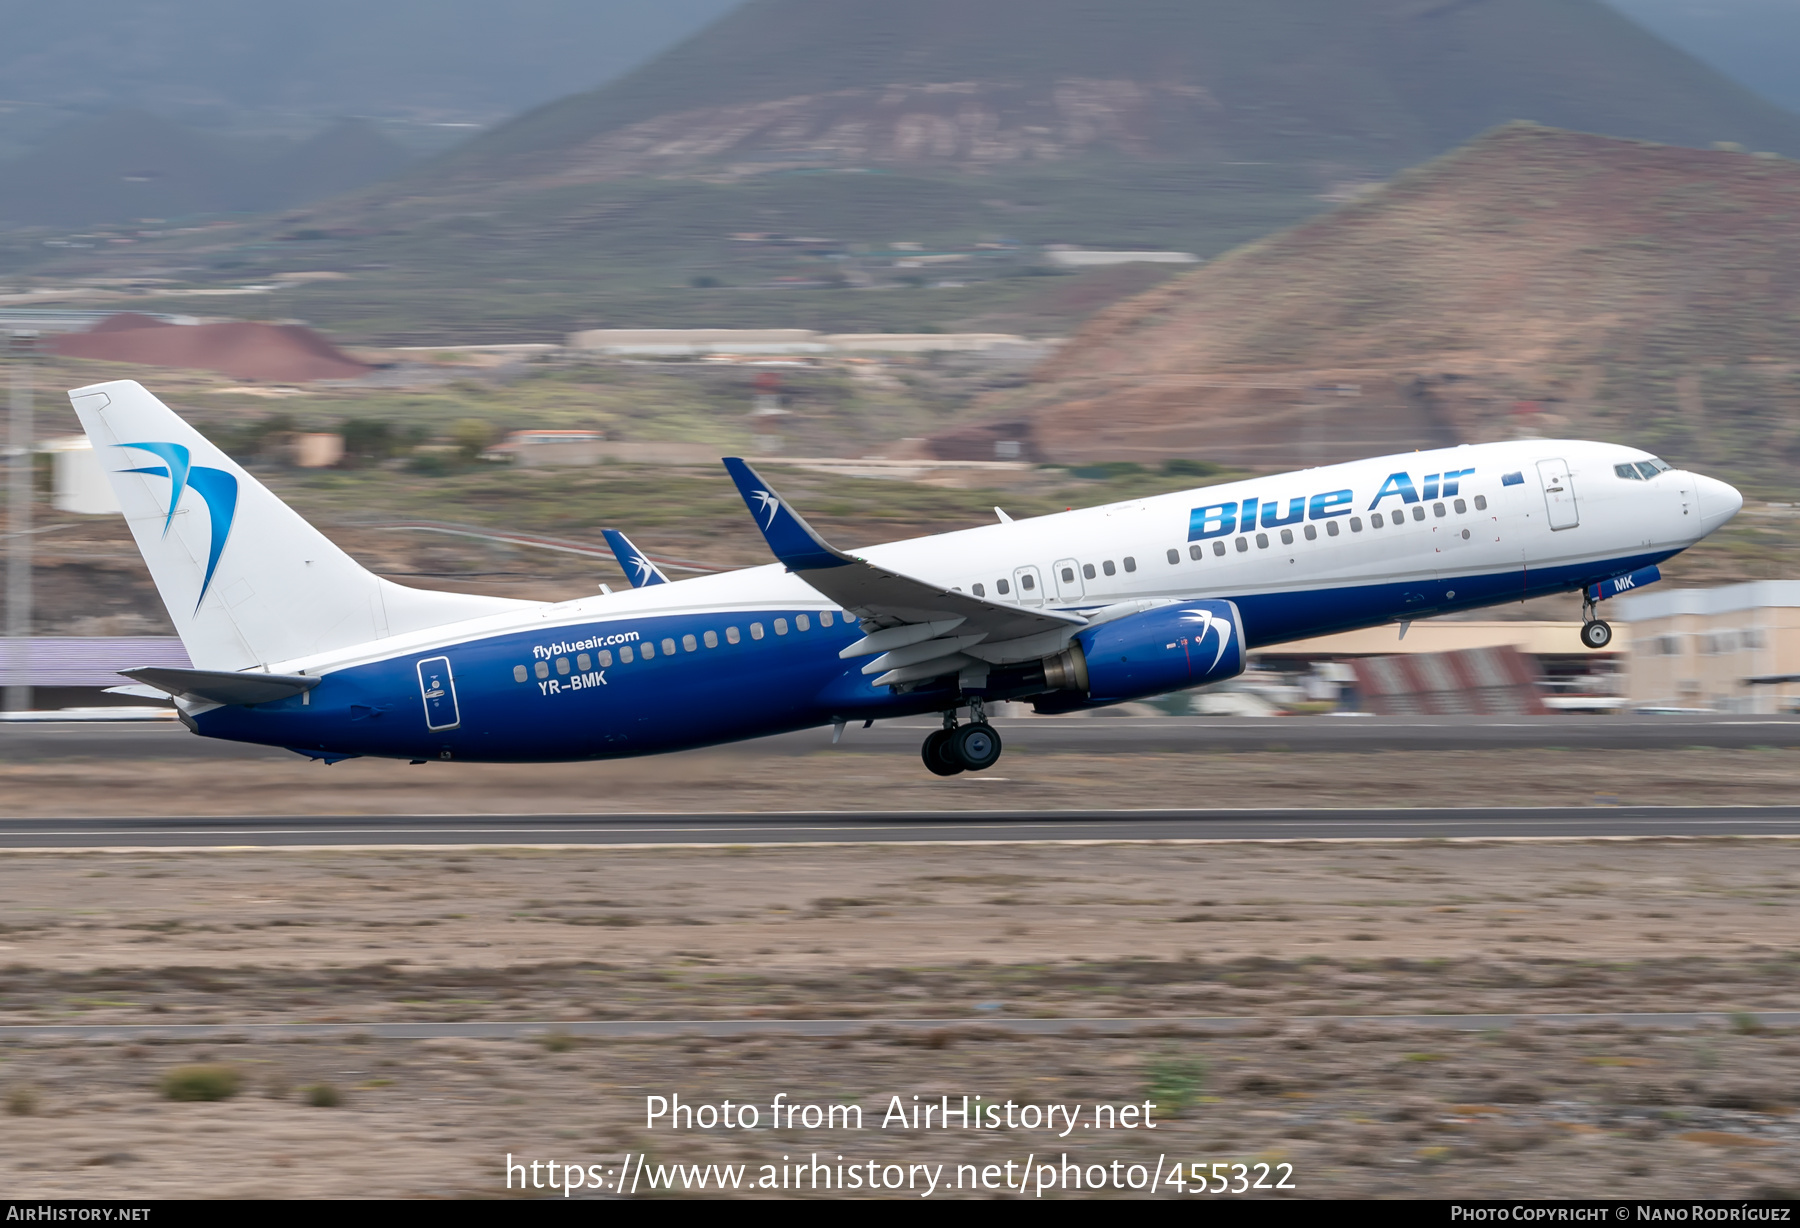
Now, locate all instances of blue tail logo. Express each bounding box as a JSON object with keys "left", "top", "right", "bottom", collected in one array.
[{"left": 117, "top": 442, "right": 239, "bottom": 611}]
